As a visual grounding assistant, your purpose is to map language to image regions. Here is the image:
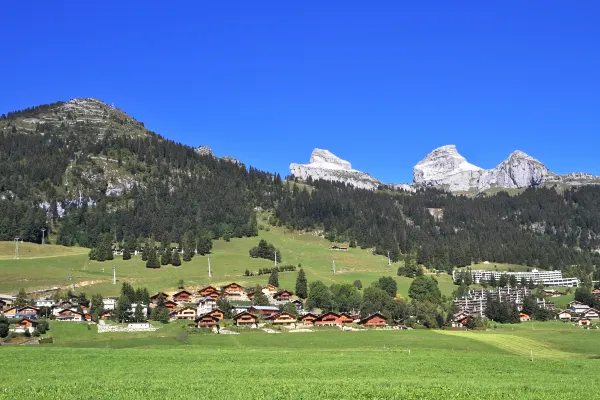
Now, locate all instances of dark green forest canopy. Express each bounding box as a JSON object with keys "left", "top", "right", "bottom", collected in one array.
[{"left": 1, "top": 100, "right": 600, "bottom": 276}]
